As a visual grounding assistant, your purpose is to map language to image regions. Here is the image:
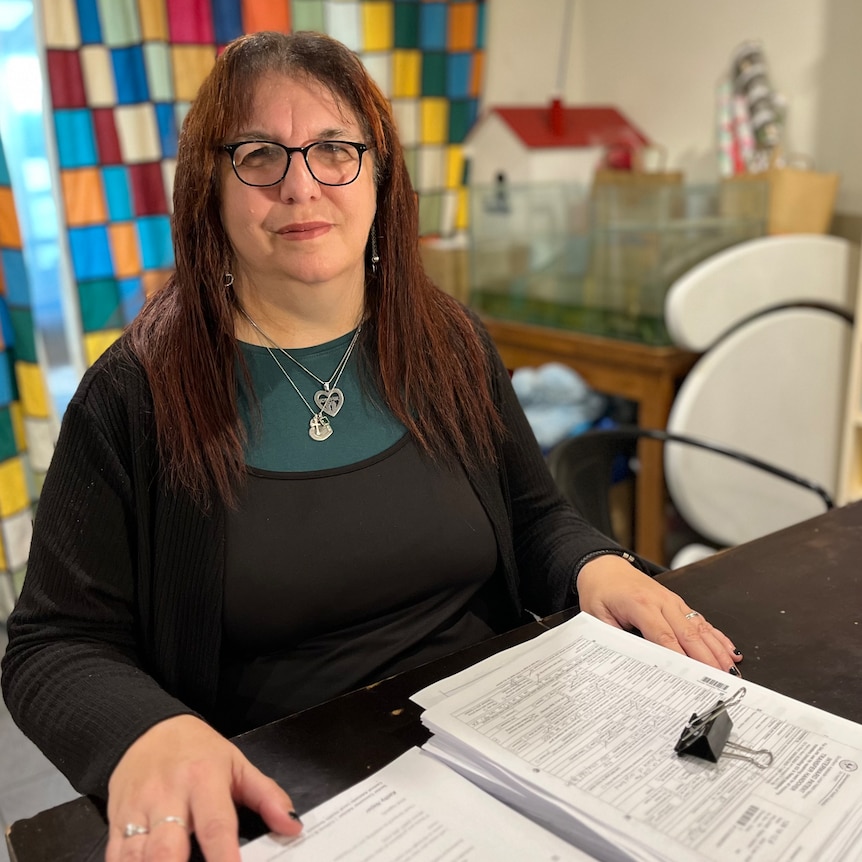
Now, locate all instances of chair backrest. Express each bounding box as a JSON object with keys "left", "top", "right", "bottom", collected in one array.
[
  {"left": 665, "top": 234, "right": 858, "bottom": 351},
  {"left": 546, "top": 430, "right": 637, "bottom": 540},
  {"left": 664, "top": 305, "right": 851, "bottom": 546}
]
